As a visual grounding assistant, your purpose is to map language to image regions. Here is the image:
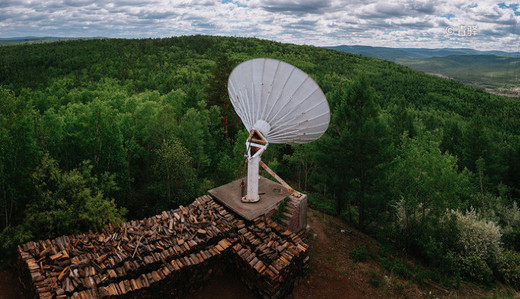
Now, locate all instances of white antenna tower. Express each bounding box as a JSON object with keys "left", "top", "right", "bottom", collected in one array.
[{"left": 228, "top": 58, "right": 330, "bottom": 203}]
